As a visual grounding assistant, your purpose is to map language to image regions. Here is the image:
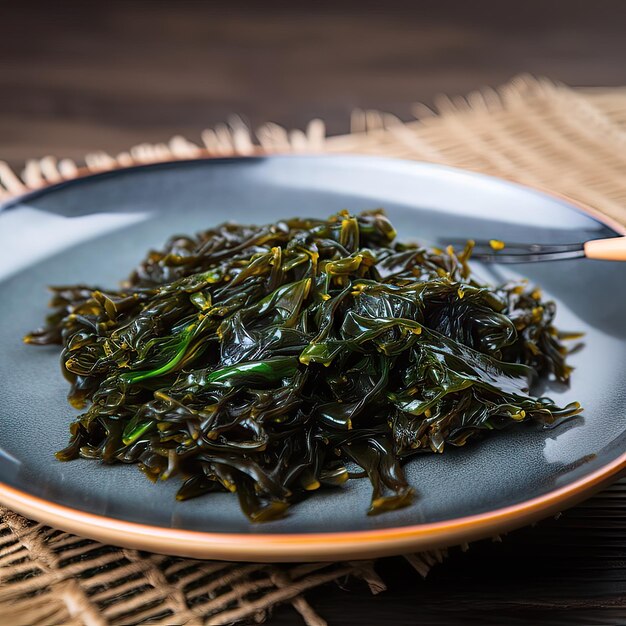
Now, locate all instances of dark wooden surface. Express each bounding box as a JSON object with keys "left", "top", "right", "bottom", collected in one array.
[
  {"left": 2, "top": 2, "right": 626, "bottom": 624},
  {"left": 2, "top": 0, "right": 626, "bottom": 169}
]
